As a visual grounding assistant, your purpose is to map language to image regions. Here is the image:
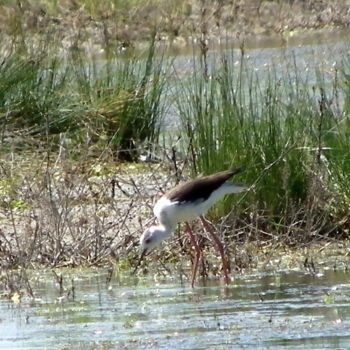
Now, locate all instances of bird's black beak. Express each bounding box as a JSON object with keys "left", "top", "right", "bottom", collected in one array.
[{"left": 132, "top": 248, "right": 147, "bottom": 275}]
